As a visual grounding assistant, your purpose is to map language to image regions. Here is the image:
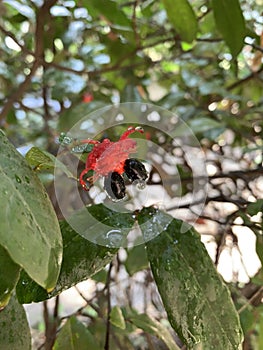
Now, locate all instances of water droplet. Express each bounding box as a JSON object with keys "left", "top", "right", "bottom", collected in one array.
[
  {"left": 72, "top": 144, "right": 94, "bottom": 153},
  {"left": 59, "top": 133, "right": 72, "bottom": 145},
  {"left": 21, "top": 280, "right": 28, "bottom": 286},
  {"left": 15, "top": 175, "right": 21, "bottom": 183},
  {"left": 134, "top": 179, "right": 146, "bottom": 190},
  {"left": 106, "top": 229, "right": 123, "bottom": 247},
  {"left": 25, "top": 176, "right": 30, "bottom": 184},
  {"left": 173, "top": 239, "right": 178, "bottom": 245},
  {"left": 3, "top": 289, "right": 9, "bottom": 295},
  {"left": 165, "top": 259, "right": 172, "bottom": 271}
]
